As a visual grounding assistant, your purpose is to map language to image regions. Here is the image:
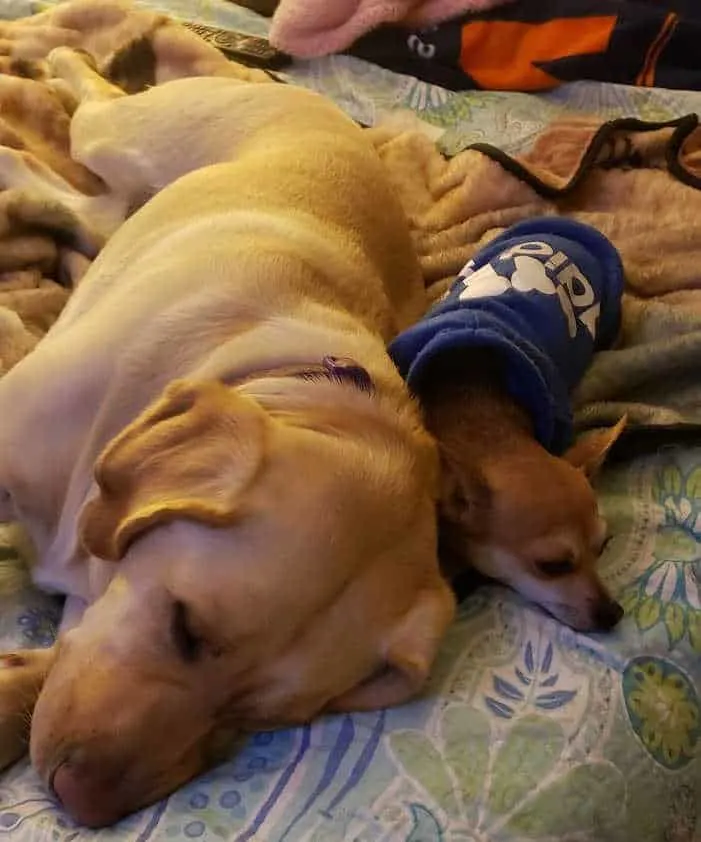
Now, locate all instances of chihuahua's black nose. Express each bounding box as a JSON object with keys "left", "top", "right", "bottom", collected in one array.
[{"left": 593, "top": 598, "right": 624, "bottom": 630}]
